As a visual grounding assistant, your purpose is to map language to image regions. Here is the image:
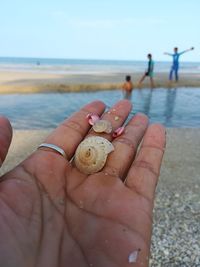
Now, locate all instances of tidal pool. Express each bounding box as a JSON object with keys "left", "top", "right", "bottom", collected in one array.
[{"left": 0, "top": 88, "right": 200, "bottom": 129}]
